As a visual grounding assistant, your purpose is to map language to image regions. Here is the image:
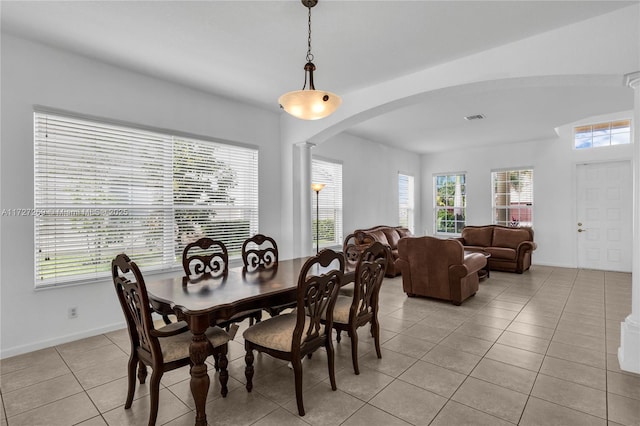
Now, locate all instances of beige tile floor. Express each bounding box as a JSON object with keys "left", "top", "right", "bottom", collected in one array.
[{"left": 2, "top": 266, "right": 640, "bottom": 425}]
